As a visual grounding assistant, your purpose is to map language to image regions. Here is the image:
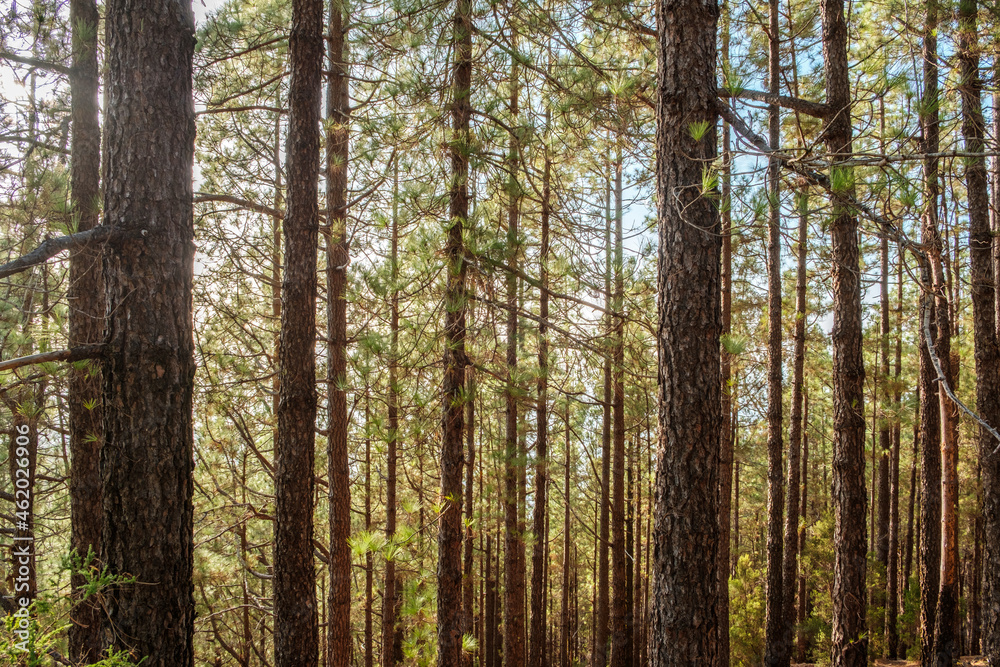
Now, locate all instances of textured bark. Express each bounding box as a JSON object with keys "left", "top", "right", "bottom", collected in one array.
[
  {"left": 763, "top": 0, "right": 786, "bottom": 658},
  {"left": 364, "top": 412, "right": 374, "bottom": 667},
  {"left": 959, "top": 2, "right": 1000, "bottom": 659},
  {"left": 886, "top": 251, "right": 903, "bottom": 658},
  {"left": 67, "top": 0, "right": 103, "bottom": 659},
  {"left": 485, "top": 536, "right": 498, "bottom": 667},
  {"left": 561, "top": 406, "right": 572, "bottom": 667},
  {"left": 326, "top": 3, "right": 351, "bottom": 665},
  {"left": 273, "top": 0, "right": 323, "bottom": 663},
  {"left": 383, "top": 161, "right": 401, "bottom": 667},
  {"left": 464, "top": 367, "right": 477, "bottom": 667},
  {"left": 100, "top": 0, "right": 196, "bottom": 662},
  {"left": 502, "top": 45, "right": 525, "bottom": 667},
  {"left": 877, "top": 236, "right": 891, "bottom": 574},
  {"left": 918, "top": 3, "right": 942, "bottom": 661},
  {"left": 821, "top": 0, "right": 868, "bottom": 661},
  {"left": 782, "top": 191, "right": 807, "bottom": 665},
  {"left": 528, "top": 139, "right": 551, "bottom": 667},
  {"left": 648, "top": 0, "right": 722, "bottom": 660},
  {"left": 610, "top": 152, "right": 632, "bottom": 667},
  {"left": 796, "top": 395, "right": 810, "bottom": 664},
  {"left": 439, "top": 0, "right": 472, "bottom": 660}
]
